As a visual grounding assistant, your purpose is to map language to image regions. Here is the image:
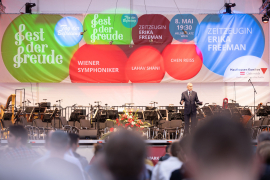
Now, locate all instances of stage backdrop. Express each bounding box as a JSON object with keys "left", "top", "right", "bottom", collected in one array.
[{"left": 0, "top": 14, "right": 268, "bottom": 83}]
